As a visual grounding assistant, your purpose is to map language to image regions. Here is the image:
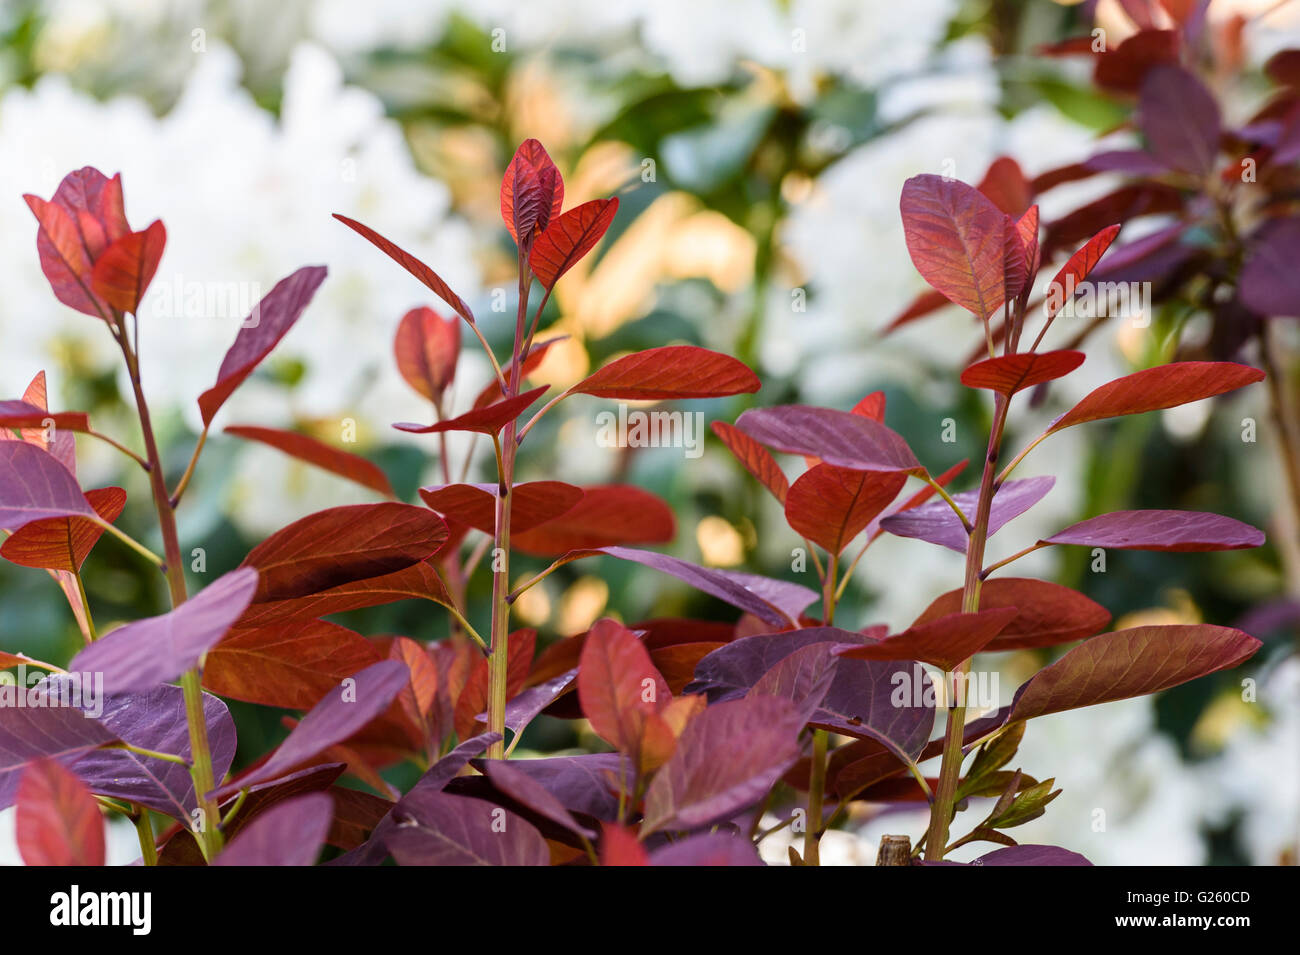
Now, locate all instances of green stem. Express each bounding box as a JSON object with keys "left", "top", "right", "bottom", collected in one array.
[
  {"left": 804, "top": 551, "right": 837, "bottom": 866},
  {"left": 133, "top": 810, "right": 157, "bottom": 866},
  {"left": 924, "top": 393, "right": 1009, "bottom": 861}
]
